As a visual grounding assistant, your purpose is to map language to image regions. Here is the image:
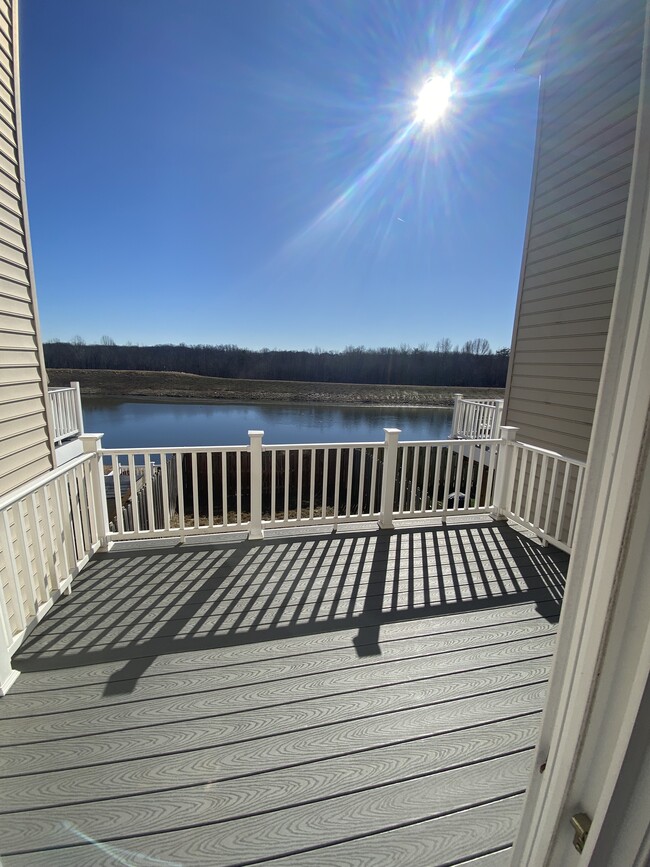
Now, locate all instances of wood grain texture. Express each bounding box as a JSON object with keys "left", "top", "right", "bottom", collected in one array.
[
  {"left": 0, "top": 520, "right": 567, "bottom": 863},
  {"left": 2, "top": 752, "right": 534, "bottom": 865}
]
